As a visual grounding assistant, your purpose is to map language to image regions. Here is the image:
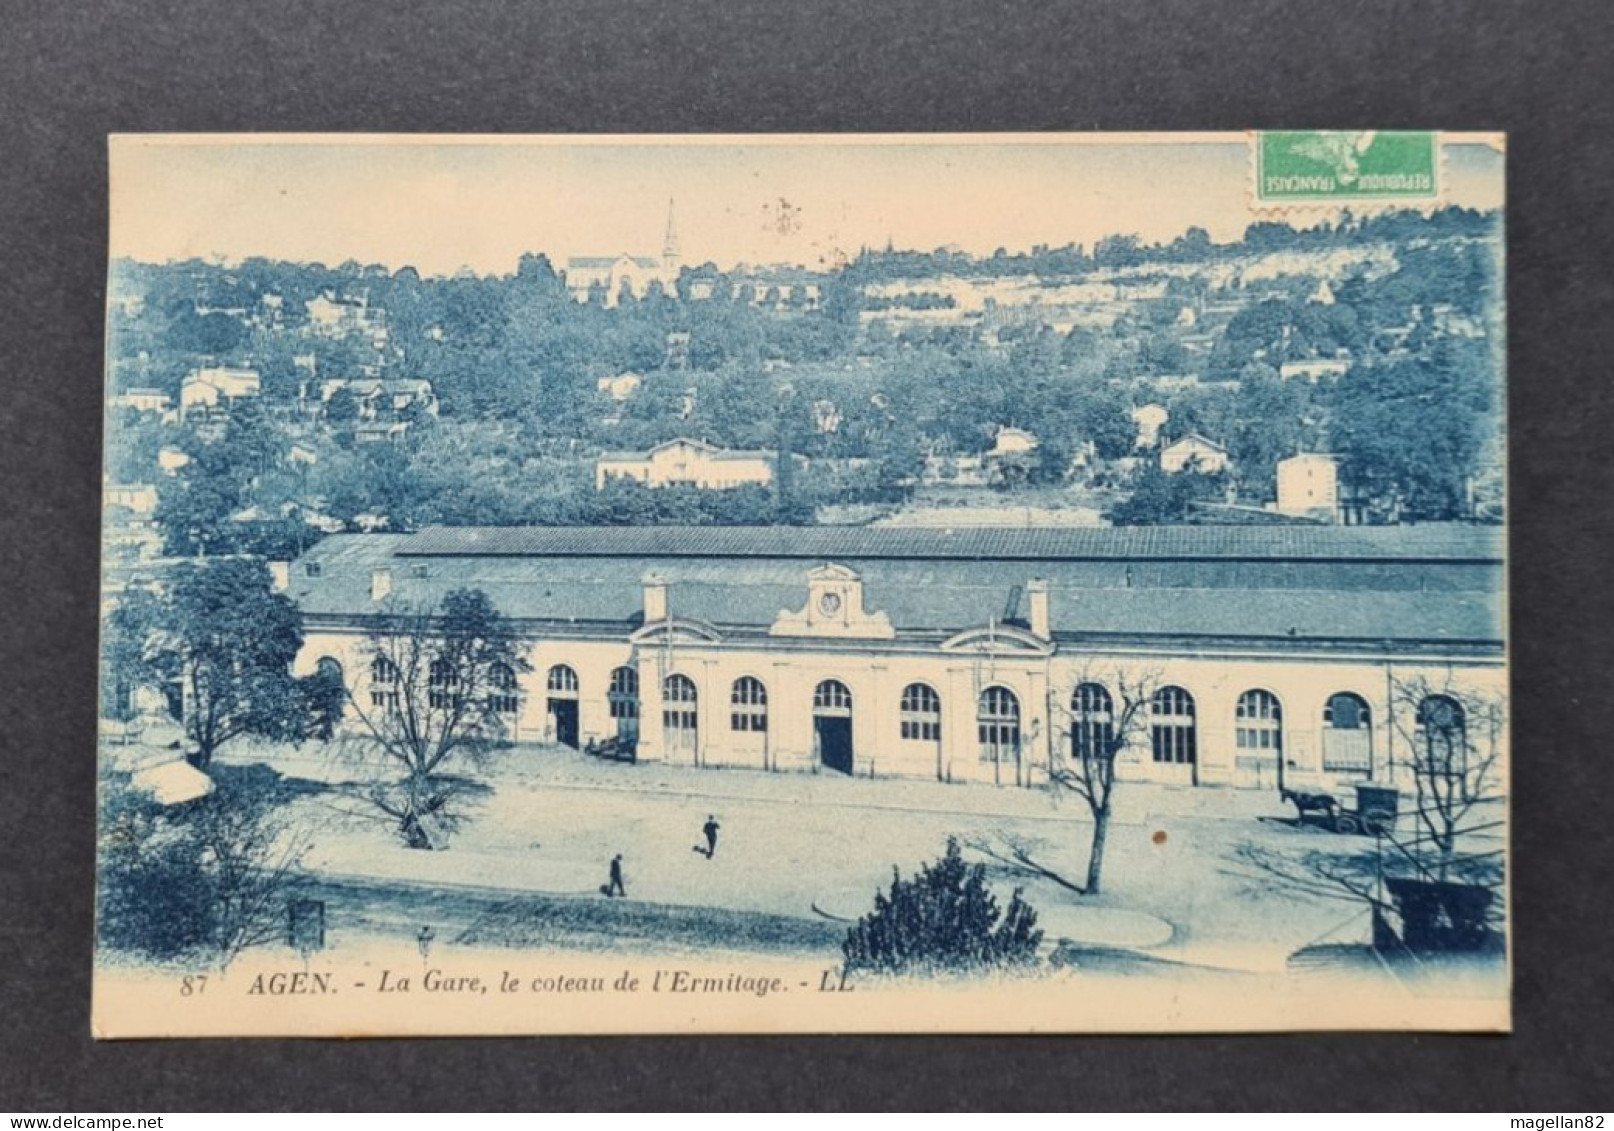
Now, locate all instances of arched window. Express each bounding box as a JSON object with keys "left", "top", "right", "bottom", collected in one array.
[
  {"left": 428, "top": 657, "right": 460, "bottom": 710},
  {"left": 1071, "top": 682, "right": 1115, "bottom": 762},
  {"left": 608, "top": 666, "right": 640, "bottom": 722},
  {"left": 370, "top": 655, "right": 400, "bottom": 711},
  {"left": 316, "top": 656, "right": 344, "bottom": 683},
  {"left": 730, "top": 677, "right": 769, "bottom": 732},
  {"left": 547, "top": 664, "right": 579, "bottom": 697},
  {"left": 488, "top": 662, "right": 519, "bottom": 715},
  {"left": 900, "top": 683, "right": 941, "bottom": 742},
  {"left": 1235, "top": 689, "right": 1283, "bottom": 751},
  {"left": 1150, "top": 686, "right": 1197, "bottom": 765},
  {"left": 663, "top": 673, "right": 698, "bottom": 733},
  {"left": 813, "top": 679, "right": 853, "bottom": 714},
  {"left": 1322, "top": 692, "right": 1373, "bottom": 772},
  {"left": 1416, "top": 694, "right": 1468, "bottom": 774},
  {"left": 978, "top": 686, "right": 1021, "bottom": 763}
]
